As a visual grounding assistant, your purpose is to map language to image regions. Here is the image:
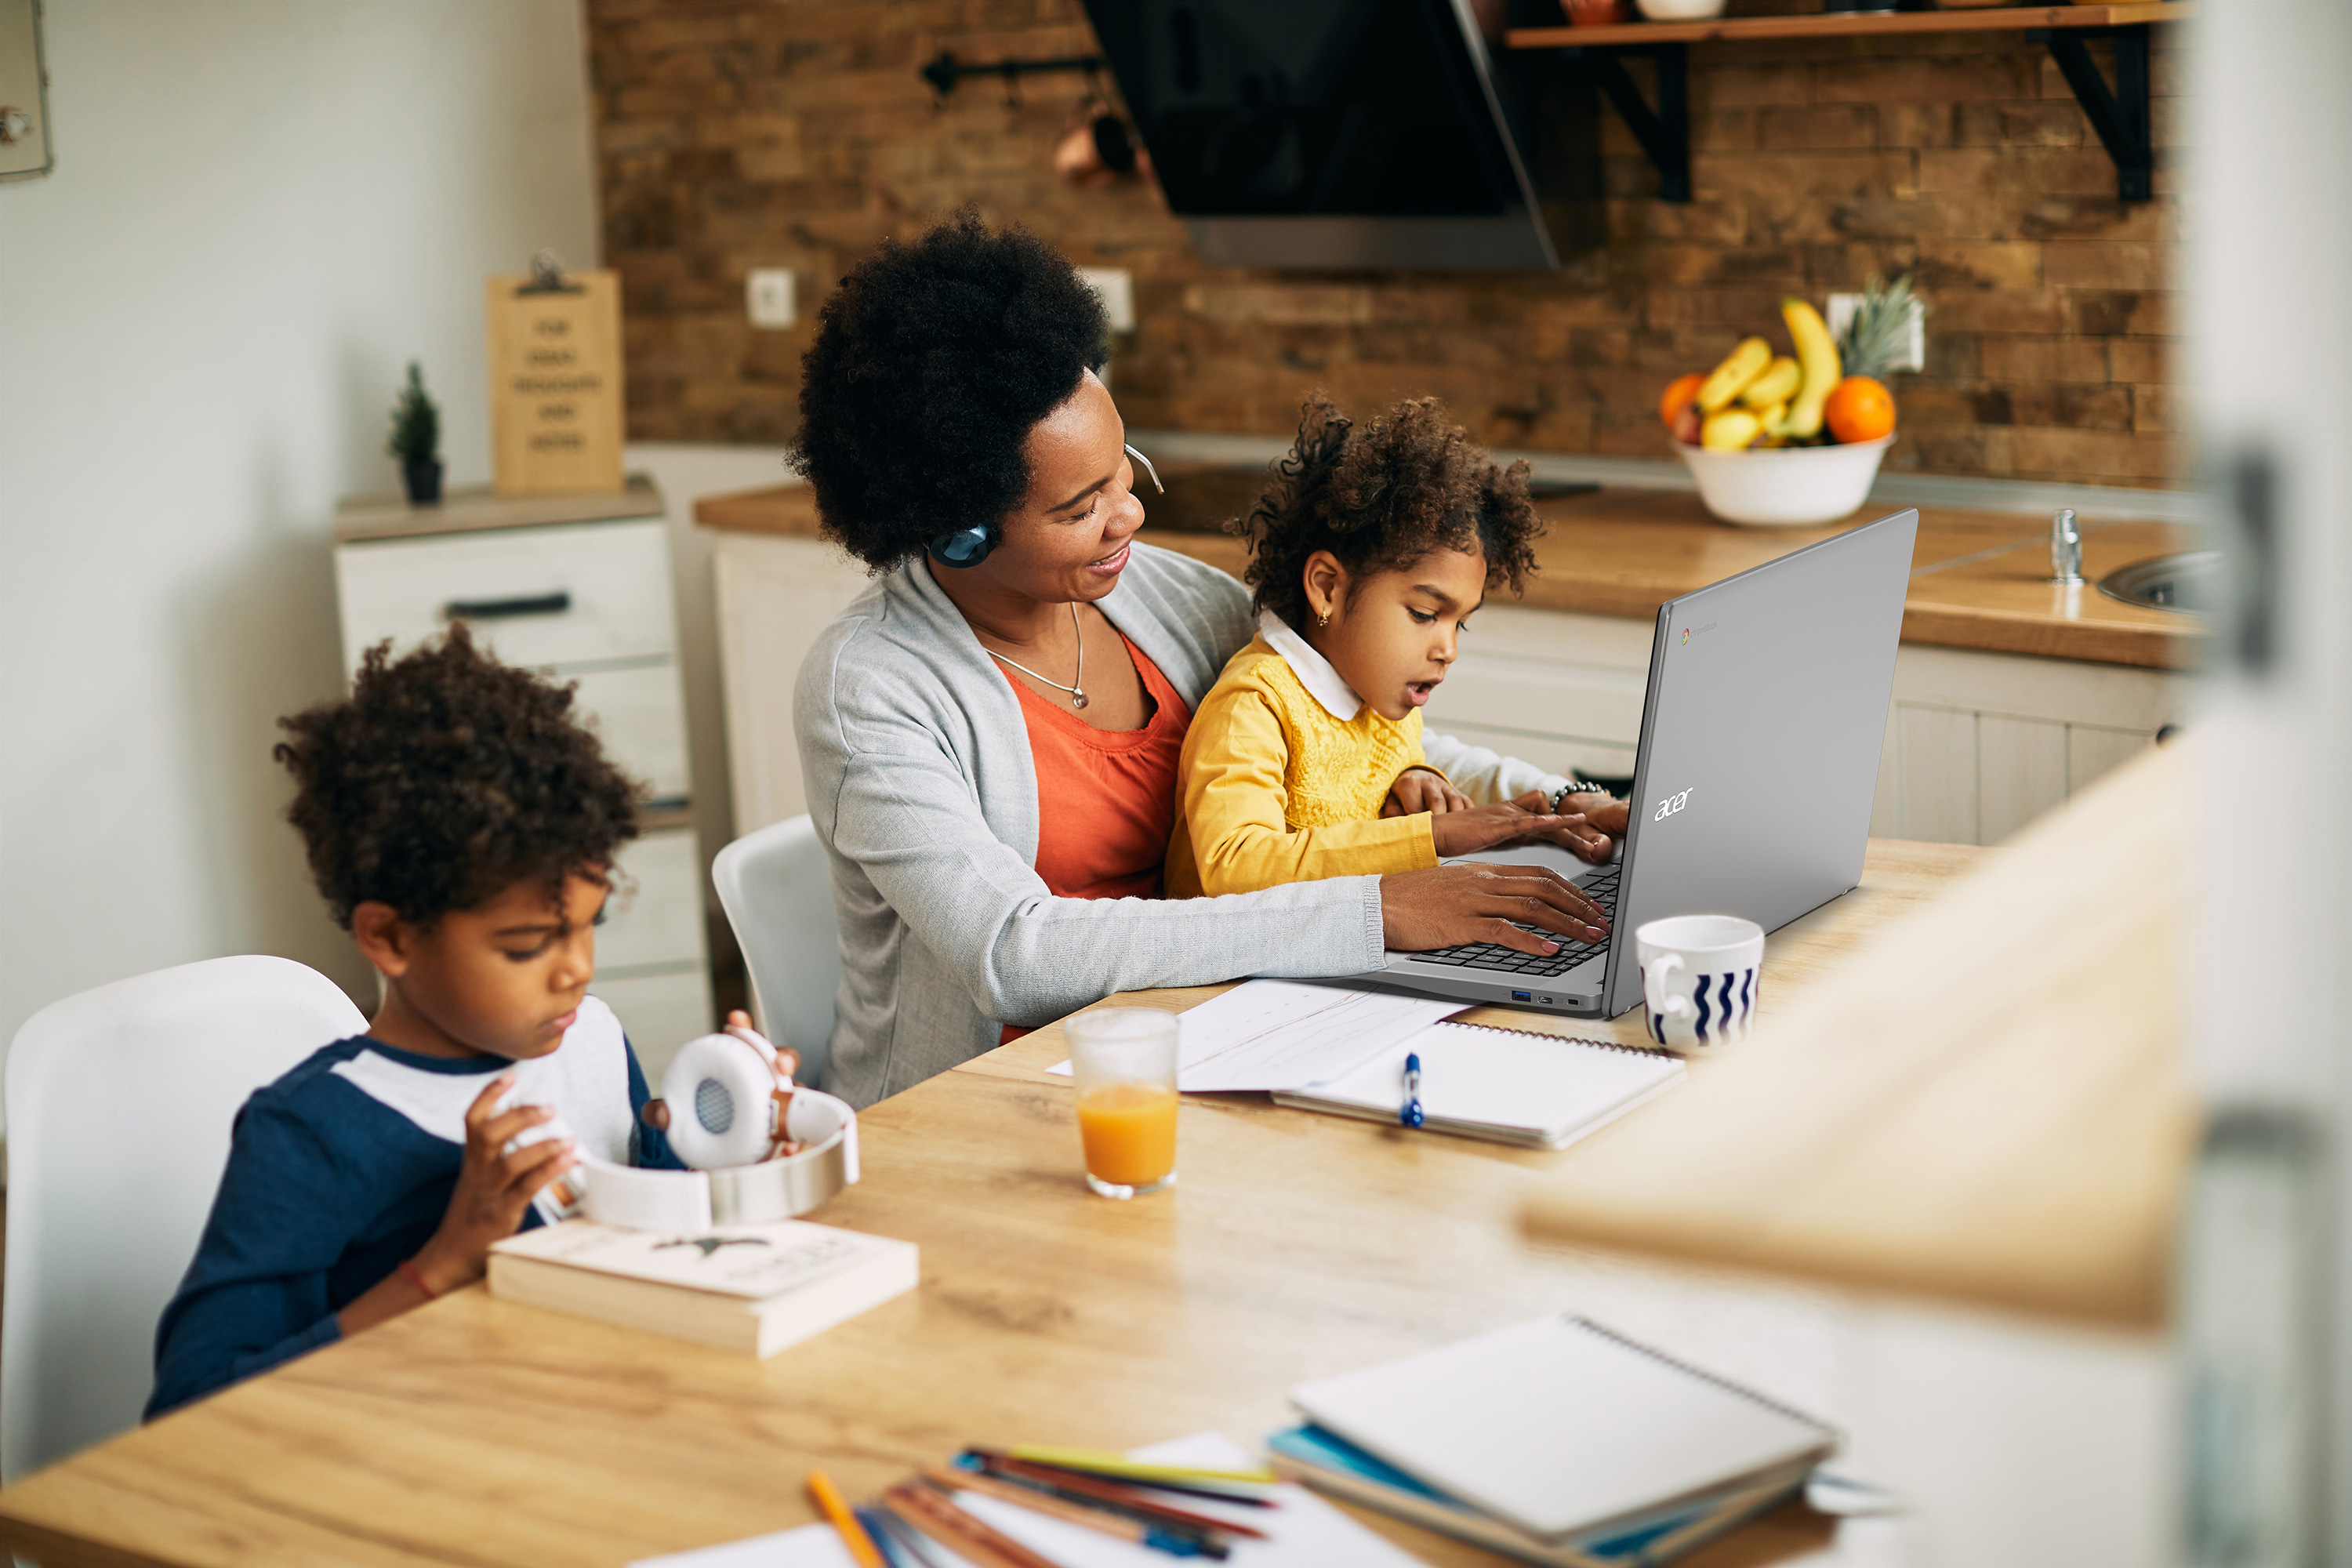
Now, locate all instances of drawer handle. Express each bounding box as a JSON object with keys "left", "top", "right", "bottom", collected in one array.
[{"left": 445, "top": 590, "right": 572, "bottom": 621}]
